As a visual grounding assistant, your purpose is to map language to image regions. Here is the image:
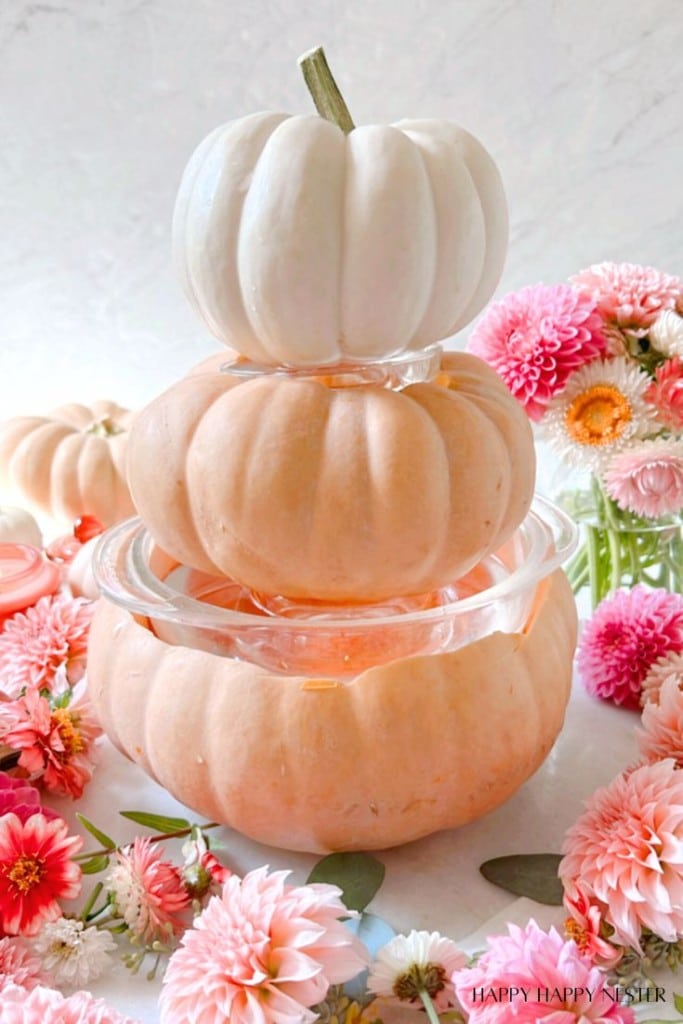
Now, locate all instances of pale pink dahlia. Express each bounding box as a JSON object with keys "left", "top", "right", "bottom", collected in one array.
[
  {"left": 107, "top": 836, "right": 190, "bottom": 945},
  {"left": 603, "top": 438, "right": 683, "bottom": 519},
  {"left": 560, "top": 759, "right": 683, "bottom": 947},
  {"left": 571, "top": 261, "right": 682, "bottom": 329},
  {"left": 0, "top": 983, "right": 139, "bottom": 1023},
  {"left": 0, "top": 936, "right": 49, "bottom": 991},
  {"left": 467, "top": 283, "right": 605, "bottom": 420},
  {"left": 160, "top": 866, "right": 369, "bottom": 1024},
  {"left": 637, "top": 674, "right": 683, "bottom": 766},
  {"left": 577, "top": 585, "right": 683, "bottom": 708},
  {"left": 452, "top": 920, "right": 634, "bottom": 1024},
  {"left": 642, "top": 649, "right": 683, "bottom": 704},
  {"left": 645, "top": 357, "right": 683, "bottom": 431},
  {"left": 0, "top": 594, "right": 93, "bottom": 698}
]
